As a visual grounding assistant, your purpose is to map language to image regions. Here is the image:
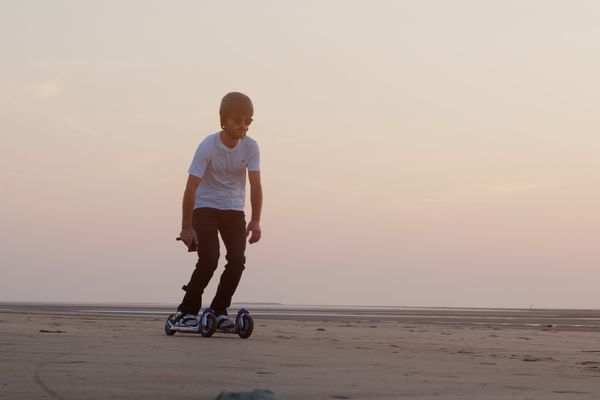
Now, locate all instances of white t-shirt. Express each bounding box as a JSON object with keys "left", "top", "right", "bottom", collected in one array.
[{"left": 188, "top": 132, "right": 260, "bottom": 211}]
